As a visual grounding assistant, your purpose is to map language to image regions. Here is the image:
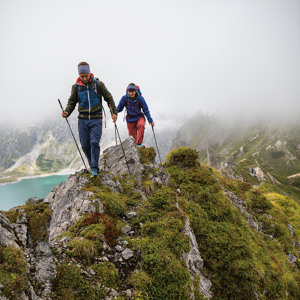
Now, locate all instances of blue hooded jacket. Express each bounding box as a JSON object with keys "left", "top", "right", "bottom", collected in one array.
[{"left": 117, "top": 90, "right": 153, "bottom": 123}]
